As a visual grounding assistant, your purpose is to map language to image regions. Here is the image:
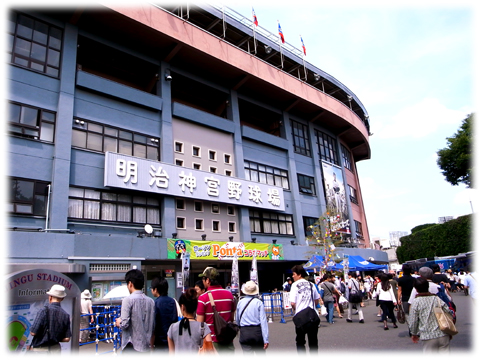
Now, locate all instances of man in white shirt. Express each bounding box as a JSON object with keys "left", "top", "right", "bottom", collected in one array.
[
  {"left": 290, "top": 265, "right": 322, "bottom": 353},
  {"left": 464, "top": 268, "right": 476, "bottom": 303}
]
